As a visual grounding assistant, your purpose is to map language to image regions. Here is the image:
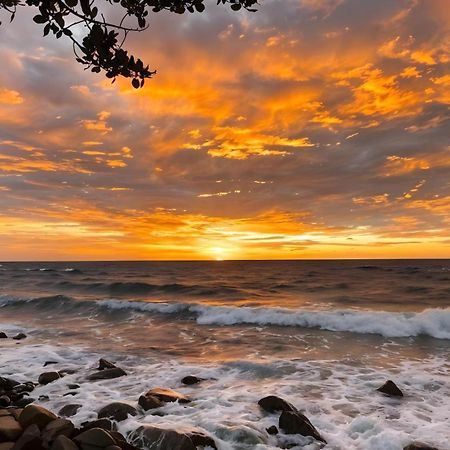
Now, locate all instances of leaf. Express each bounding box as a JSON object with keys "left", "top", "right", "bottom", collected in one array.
[
  {"left": 33, "top": 15, "right": 47, "bottom": 24},
  {"left": 195, "top": 3, "right": 205, "bottom": 12},
  {"left": 132, "top": 78, "right": 140, "bottom": 89},
  {"left": 231, "top": 3, "right": 241, "bottom": 11},
  {"left": 65, "top": 0, "right": 78, "bottom": 7}
]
